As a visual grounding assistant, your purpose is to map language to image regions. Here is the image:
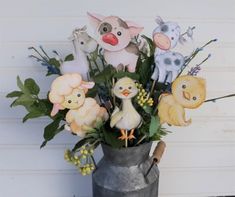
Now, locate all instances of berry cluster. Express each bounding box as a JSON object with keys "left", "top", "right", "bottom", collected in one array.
[
  {"left": 64, "top": 146, "right": 95, "bottom": 176},
  {"left": 136, "top": 83, "right": 154, "bottom": 107}
]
